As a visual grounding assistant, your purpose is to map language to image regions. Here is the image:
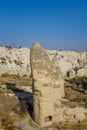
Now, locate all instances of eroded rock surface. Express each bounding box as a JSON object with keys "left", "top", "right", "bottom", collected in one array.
[
  {"left": 30, "top": 42, "right": 87, "bottom": 127},
  {"left": 0, "top": 46, "right": 31, "bottom": 77},
  {"left": 30, "top": 42, "right": 64, "bottom": 126},
  {"left": 0, "top": 45, "right": 87, "bottom": 78},
  {"left": 0, "top": 43, "right": 87, "bottom": 129}
]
